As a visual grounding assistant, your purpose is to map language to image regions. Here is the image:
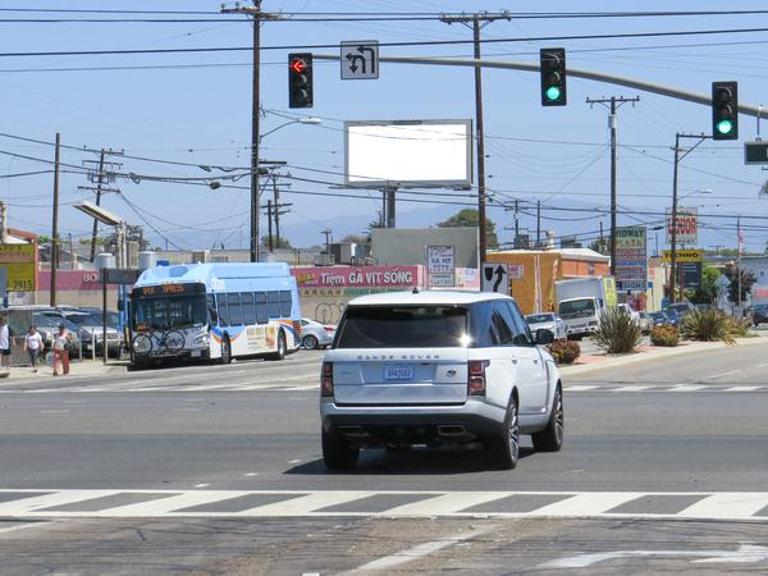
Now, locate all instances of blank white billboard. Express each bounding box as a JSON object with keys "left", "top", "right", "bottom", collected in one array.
[{"left": 345, "top": 120, "right": 473, "bottom": 189}]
